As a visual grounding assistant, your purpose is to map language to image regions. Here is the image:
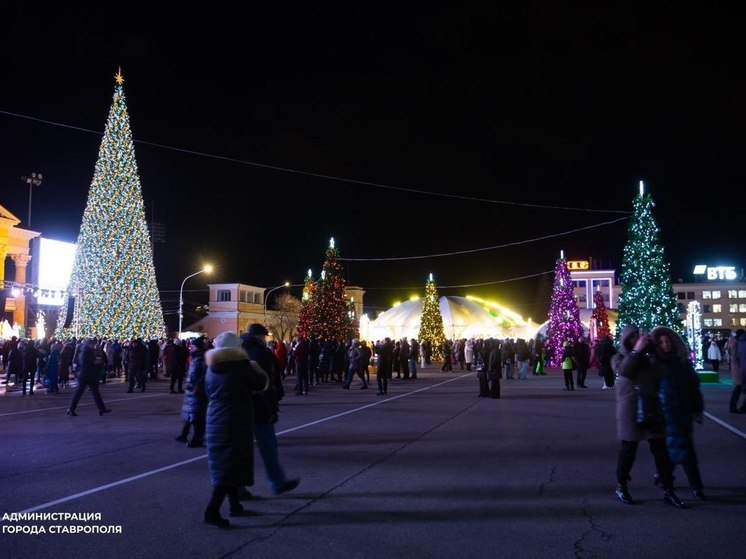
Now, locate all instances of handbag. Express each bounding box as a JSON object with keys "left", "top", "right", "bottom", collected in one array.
[{"left": 634, "top": 385, "right": 664, "bottom": 431}]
